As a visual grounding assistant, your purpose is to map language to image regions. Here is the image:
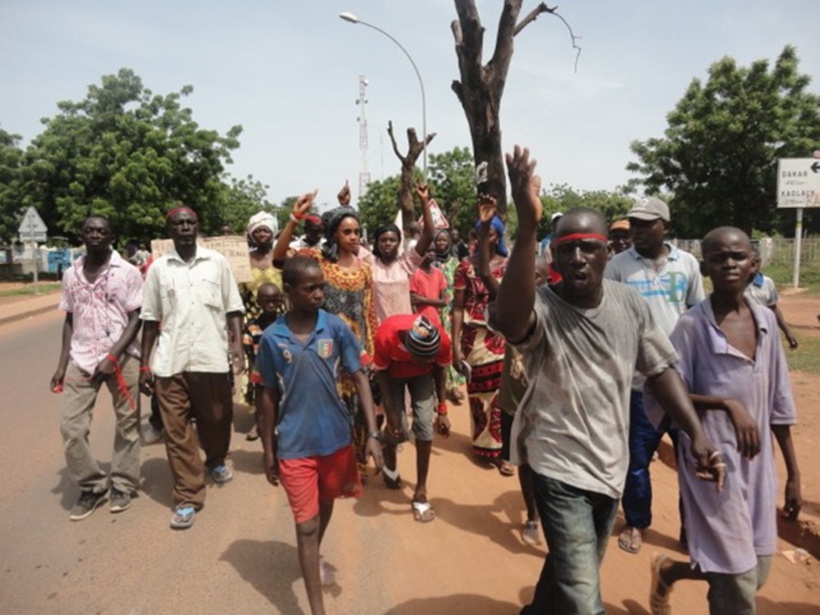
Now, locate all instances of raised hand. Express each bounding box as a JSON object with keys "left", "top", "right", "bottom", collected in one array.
[
  {"left": 505, "top": 146, "right": 542, "bottom": 228},
  {"left": 477, "top": 194, "right": 497, "bottom": 225},
  {"left": 337, "top": 181, "right": 351, "bottom": 206},
  {"left": 293, "top": 190, "right": 318, "bottom": 218},
  {"left": 415, "top": 182, "right": 430, "bottom": 204}
]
